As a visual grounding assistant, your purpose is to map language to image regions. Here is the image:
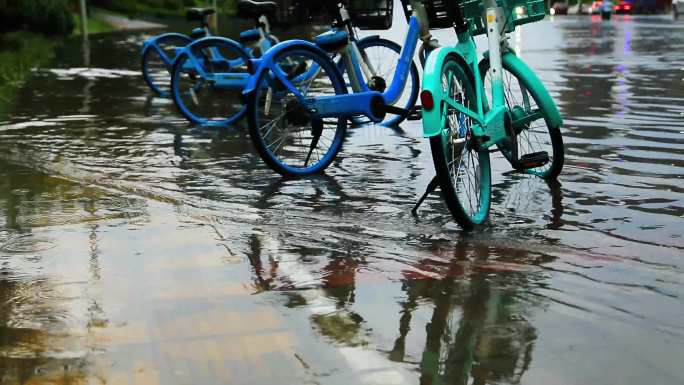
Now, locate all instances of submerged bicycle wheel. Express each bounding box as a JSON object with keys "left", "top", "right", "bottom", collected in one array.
[
  {"left": 341, "top": 37, "right": 419, "bottom": 127},
  {"left": 171, "top": 38, "right": 252, "bottom": 126},
  {"left": 430, "top": 55, "right": 491, "bottom": 229},
  {"left": 480, "top": 57, "right": 564, "bottom": 179},
  {"left": 248, "top": 45, "right": 347, "bottom": 176},
  {"left": 142, "top": 34, "right": 192, "bottom": 97}
]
